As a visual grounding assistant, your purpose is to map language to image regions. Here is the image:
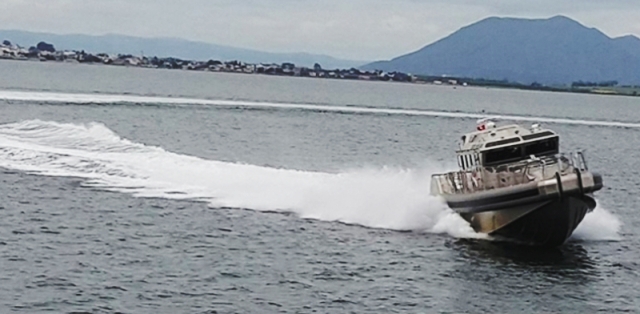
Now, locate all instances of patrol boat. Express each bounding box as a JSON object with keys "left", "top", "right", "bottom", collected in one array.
[{"left": 430, "top": 120, "right": 603, "bottom": 246}]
